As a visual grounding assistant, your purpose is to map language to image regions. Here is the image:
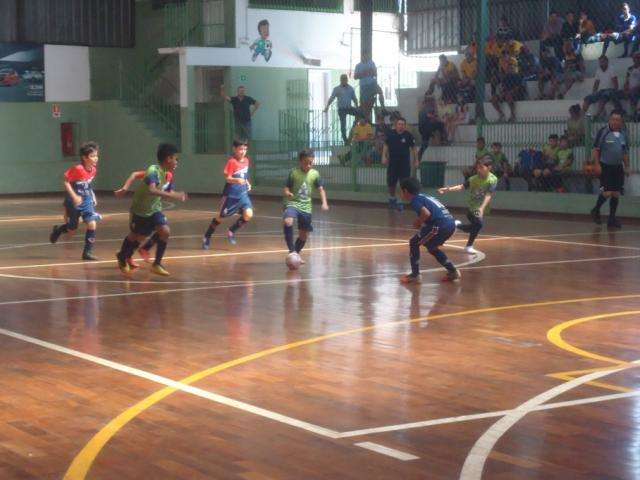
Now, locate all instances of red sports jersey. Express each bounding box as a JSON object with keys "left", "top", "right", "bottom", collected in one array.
[
  {"left": 132, "top": 170, "right": 173, "bottom": 184},
  {"left": 64, "top": 164, "right": 97, "bottom": 196},
  {"left": 223, "top": 156, "right": 250, "bottom": 198}
]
